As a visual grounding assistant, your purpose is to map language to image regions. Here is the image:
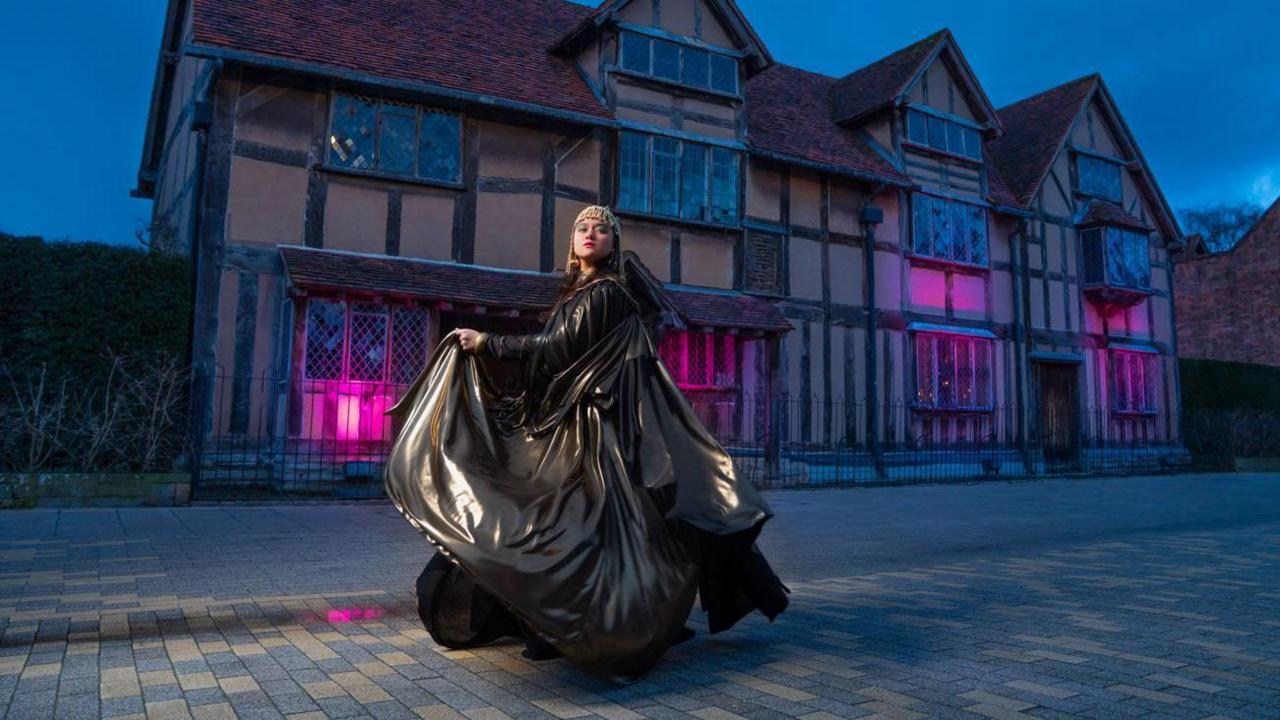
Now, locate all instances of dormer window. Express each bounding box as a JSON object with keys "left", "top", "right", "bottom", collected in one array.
[
  {"left": 905, "top": 106, "right": 982, "bottom": 160},
  {"left": 618, "top": 30, "right": 739, "bottom": 95},
  {"left": 1075, "top": 152, "right": 1123, "bottom": 201}
]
